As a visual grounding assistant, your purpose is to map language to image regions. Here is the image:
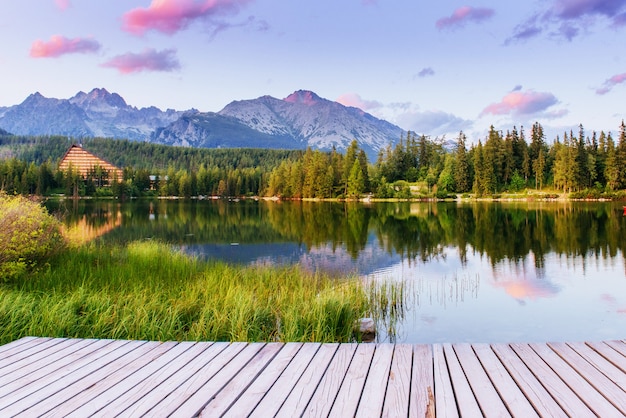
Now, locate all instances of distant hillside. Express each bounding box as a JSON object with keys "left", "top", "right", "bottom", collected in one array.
[{"left": 2, "top": 135, "right": 304, "bottom": 173}]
